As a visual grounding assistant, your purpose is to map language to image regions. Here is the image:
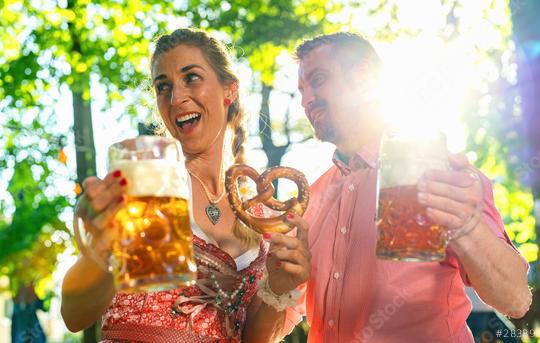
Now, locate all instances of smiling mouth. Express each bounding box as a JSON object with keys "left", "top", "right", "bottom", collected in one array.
[{"left": 175, "top": 113, "right": 202, "bottom": 129}]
